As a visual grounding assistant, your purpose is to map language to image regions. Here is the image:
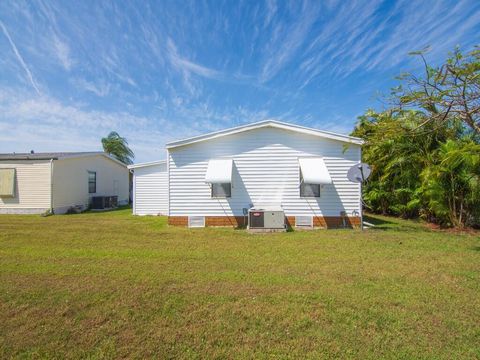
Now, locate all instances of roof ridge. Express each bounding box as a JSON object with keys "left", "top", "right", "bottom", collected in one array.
[{"left": 166, "top": 119, "right": 363, "bottom": 149}]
